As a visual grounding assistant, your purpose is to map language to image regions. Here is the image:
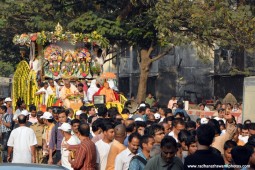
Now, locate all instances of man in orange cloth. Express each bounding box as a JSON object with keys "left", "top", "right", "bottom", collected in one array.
[
  {"left": 98, "top": 81, "right": 119, "bottom": 103},
  {"left": 59, "top": 76, "right": 82, "bottom": 109}
]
